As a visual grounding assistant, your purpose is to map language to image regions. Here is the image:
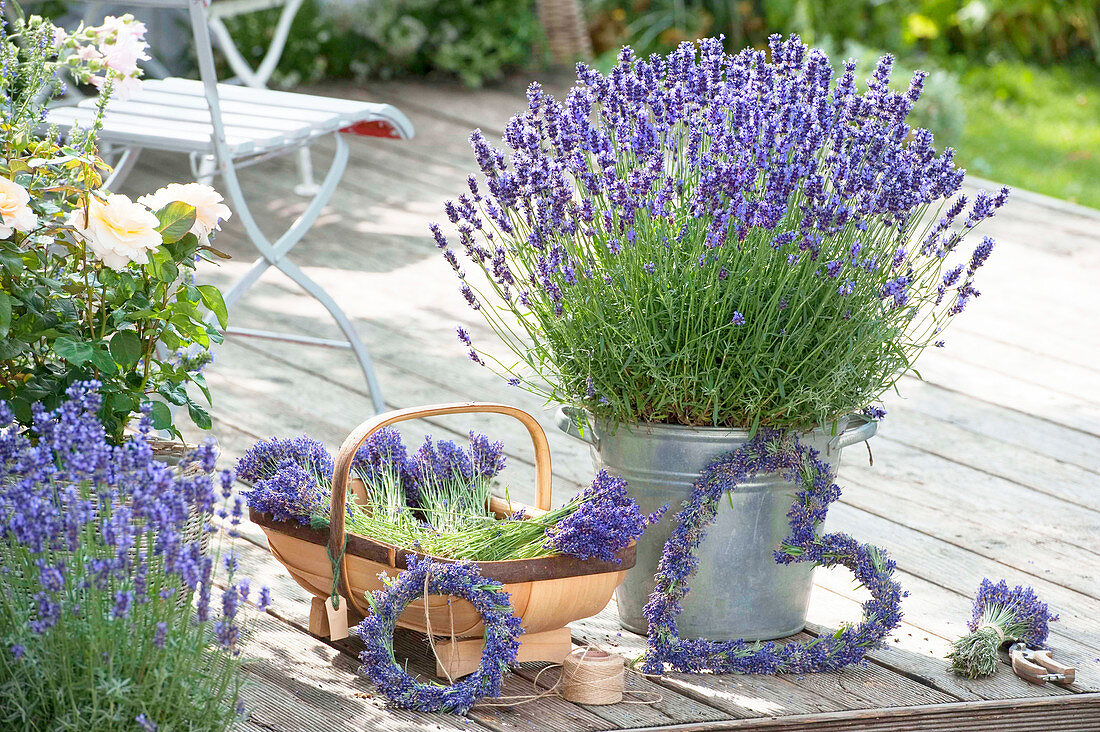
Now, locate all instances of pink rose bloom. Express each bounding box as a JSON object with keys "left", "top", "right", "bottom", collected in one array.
[
  {"left": 139, "top": 183, "right": 232, "bottom": 238},
  {"left": 0, "top": 178, "right": 37, "bottom": 238},
  {"left": 68, "top": 193, "right": 163, "bottom": 271}
]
